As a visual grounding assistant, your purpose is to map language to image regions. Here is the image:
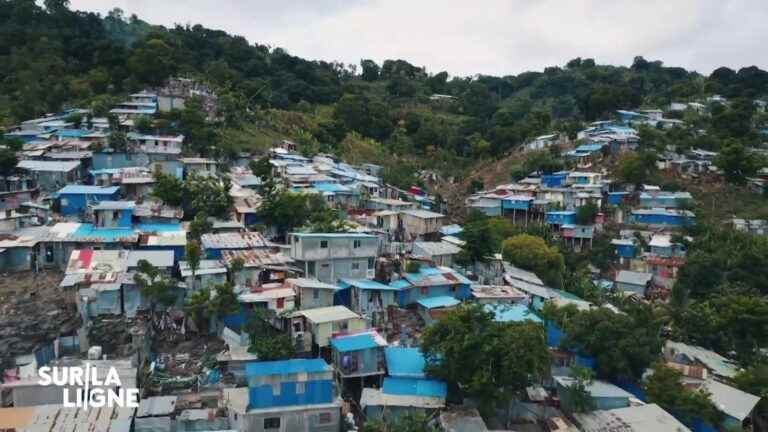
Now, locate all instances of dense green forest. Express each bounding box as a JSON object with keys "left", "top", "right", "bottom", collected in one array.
[{"left": 3, "top": 0, "right": 768, "bottom": 183}]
